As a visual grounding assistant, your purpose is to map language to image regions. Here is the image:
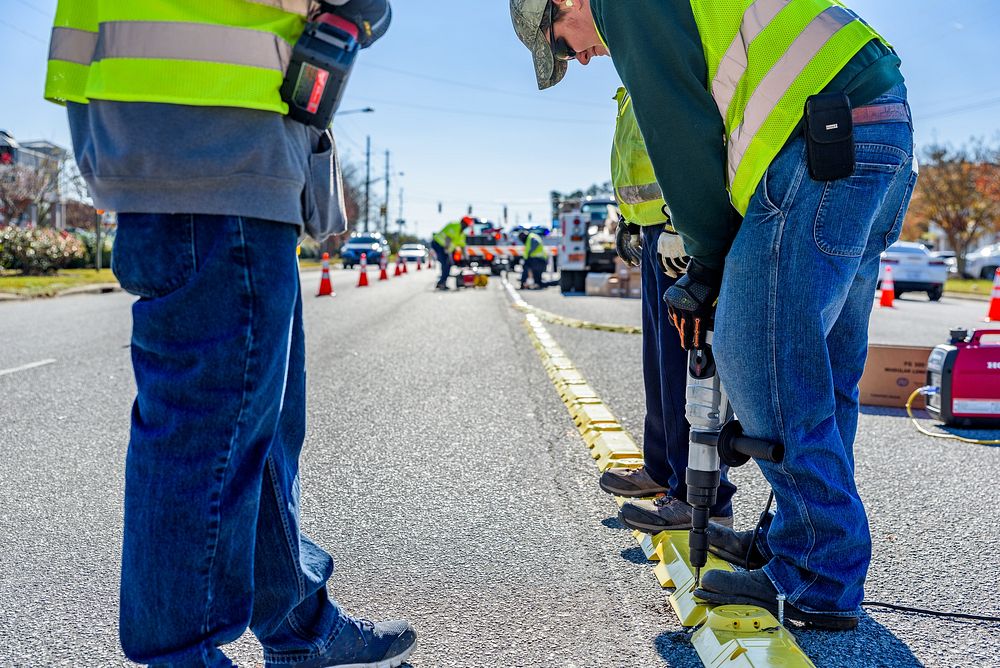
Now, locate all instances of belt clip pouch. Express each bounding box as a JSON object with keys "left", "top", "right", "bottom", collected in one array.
[{"left": 804, "top": 92, "right": 855, "bottom": 181}]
